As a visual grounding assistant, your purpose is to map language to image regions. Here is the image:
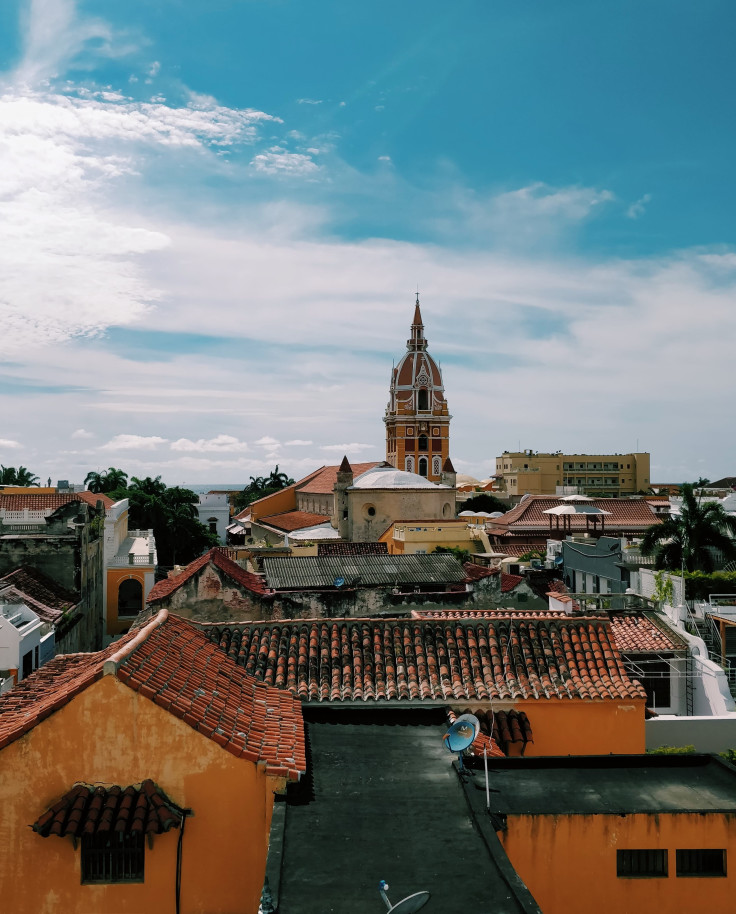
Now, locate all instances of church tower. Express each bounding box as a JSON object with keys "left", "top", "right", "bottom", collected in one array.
[{"left": 384, "top": 296, "right": 451, "bottom": 482}]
